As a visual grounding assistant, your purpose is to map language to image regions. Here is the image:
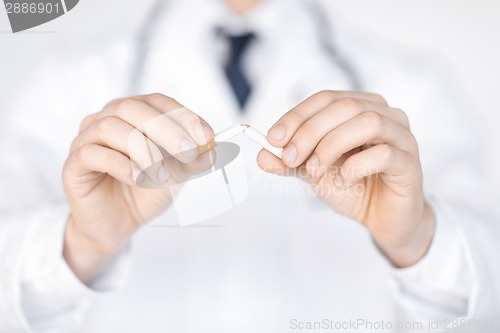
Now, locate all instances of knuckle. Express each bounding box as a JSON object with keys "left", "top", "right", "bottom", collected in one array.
[
  {"left": 407, "top": 133, "right": 419, "bottom": 152},
  {"left": 96, "top": 116, "right": 117, "bottom": 133},
  {"left": 307, "top": 90, "right": 335, "bottom": 106},
  {"left": 166, "top": 95, "right": 178, "bottom": 104},
  {"left": 112, "top": 98, "right": 136, "bottom": 116},
  {"left": 378, "top": 144, "right": 394, "bottom": 160},
  {"left": 102, "top": 149, "right": 117, "bottom": 166},
  {"left": 104, "top": 97, "right": 121, "bottom": 110},
  {"left": 316, "top": 89, "right": 336, "bottom": 102},
  {"left": 69, "top": 136, "right": 80, "bottom": 152},
  {"left": 393, "top": 108, "right": 410, "bottom": 127},
  {"left": 361, "top": 111, "right": 384, "bottom": 131},
  {"left": 145, "top": 92, "right": 168, "bottom": 104},
  {"left": 76, "top": 144, "right": 93, "bottom": 162},
  {"left": 339, "top": 97, "right": 364, "bottom": 111},
  {"left": 287, "top": 109, "right": 306, "bottom": 125},
  {"left": 297, "top": 120, "right": 318, "bottom": 139},
  {"left": 367, "top": 92, "right": 387, "bottom": 105},
  {"left": 79, "top": 113, "right": 95, "bottom": 133}
]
